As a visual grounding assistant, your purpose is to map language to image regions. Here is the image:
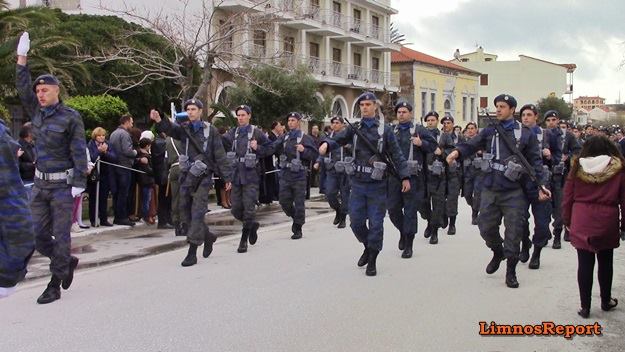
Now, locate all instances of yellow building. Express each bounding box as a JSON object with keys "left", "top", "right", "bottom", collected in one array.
[{"left": 391, "top": 46, "right": 480, "bottom": 126}]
